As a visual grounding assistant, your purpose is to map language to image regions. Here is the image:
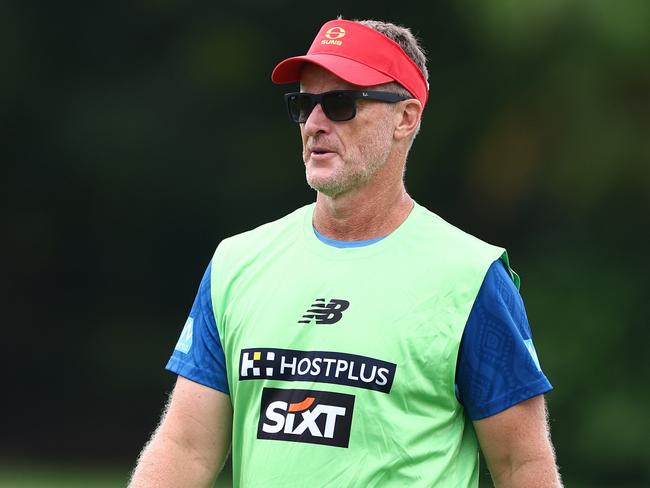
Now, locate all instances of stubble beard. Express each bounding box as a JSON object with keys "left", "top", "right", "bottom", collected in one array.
[
  {"left": 305, "top": 157, "right": 385, "bottom": 198},
  {"left": 304, "top": 122, "right": 394, "bottom": 198}
]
